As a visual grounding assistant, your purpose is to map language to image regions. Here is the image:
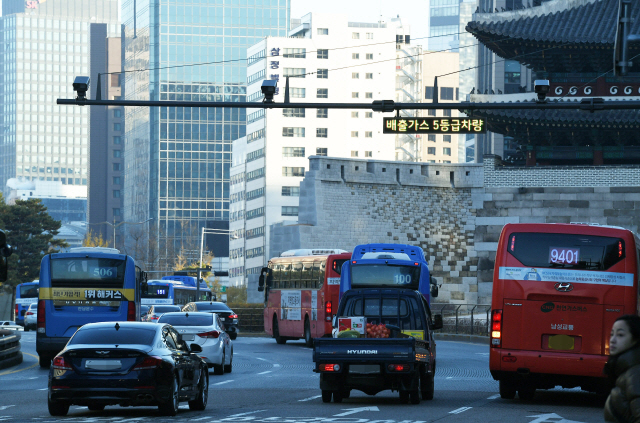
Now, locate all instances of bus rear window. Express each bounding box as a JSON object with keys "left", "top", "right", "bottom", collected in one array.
[
  {"left": 20, "top": 285, "right": 39, "bottom": 298},
  {"left": 508, "top": 232, "right": 625, "bottom": 270},
  {"left": 351, "top": 265, "right": 420, "bottom": 289},
  {"left": 51, "top": 258, "right": 126, "bottom": 288}
]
